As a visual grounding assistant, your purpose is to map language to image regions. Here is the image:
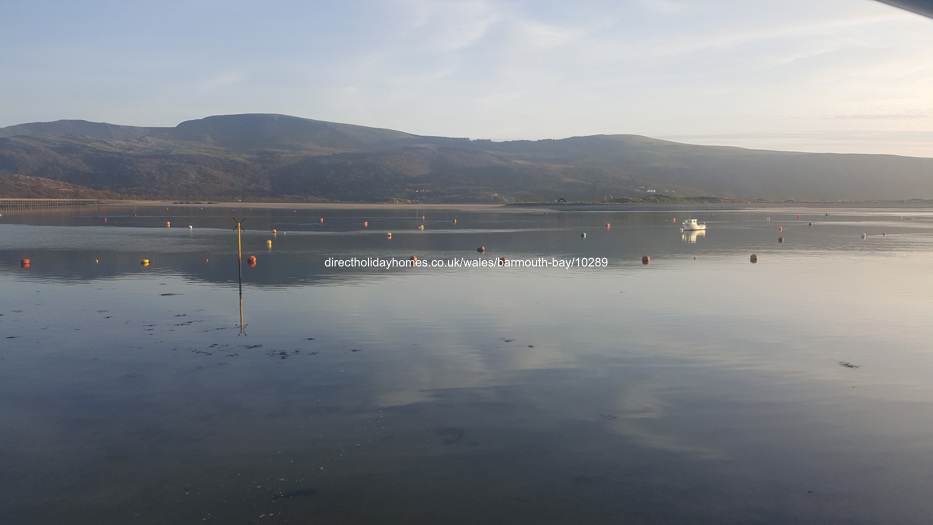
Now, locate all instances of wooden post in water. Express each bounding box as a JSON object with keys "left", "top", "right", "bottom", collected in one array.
[{"left": 234, "top": 218, "right": 246, "bottom": 334}]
